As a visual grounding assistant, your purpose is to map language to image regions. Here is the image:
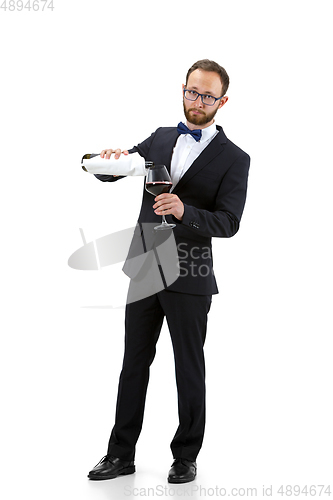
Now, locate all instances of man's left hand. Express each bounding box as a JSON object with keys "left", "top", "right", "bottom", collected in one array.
[{"left": 153, "top": 193, "right": 184, "bottom": 221}]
